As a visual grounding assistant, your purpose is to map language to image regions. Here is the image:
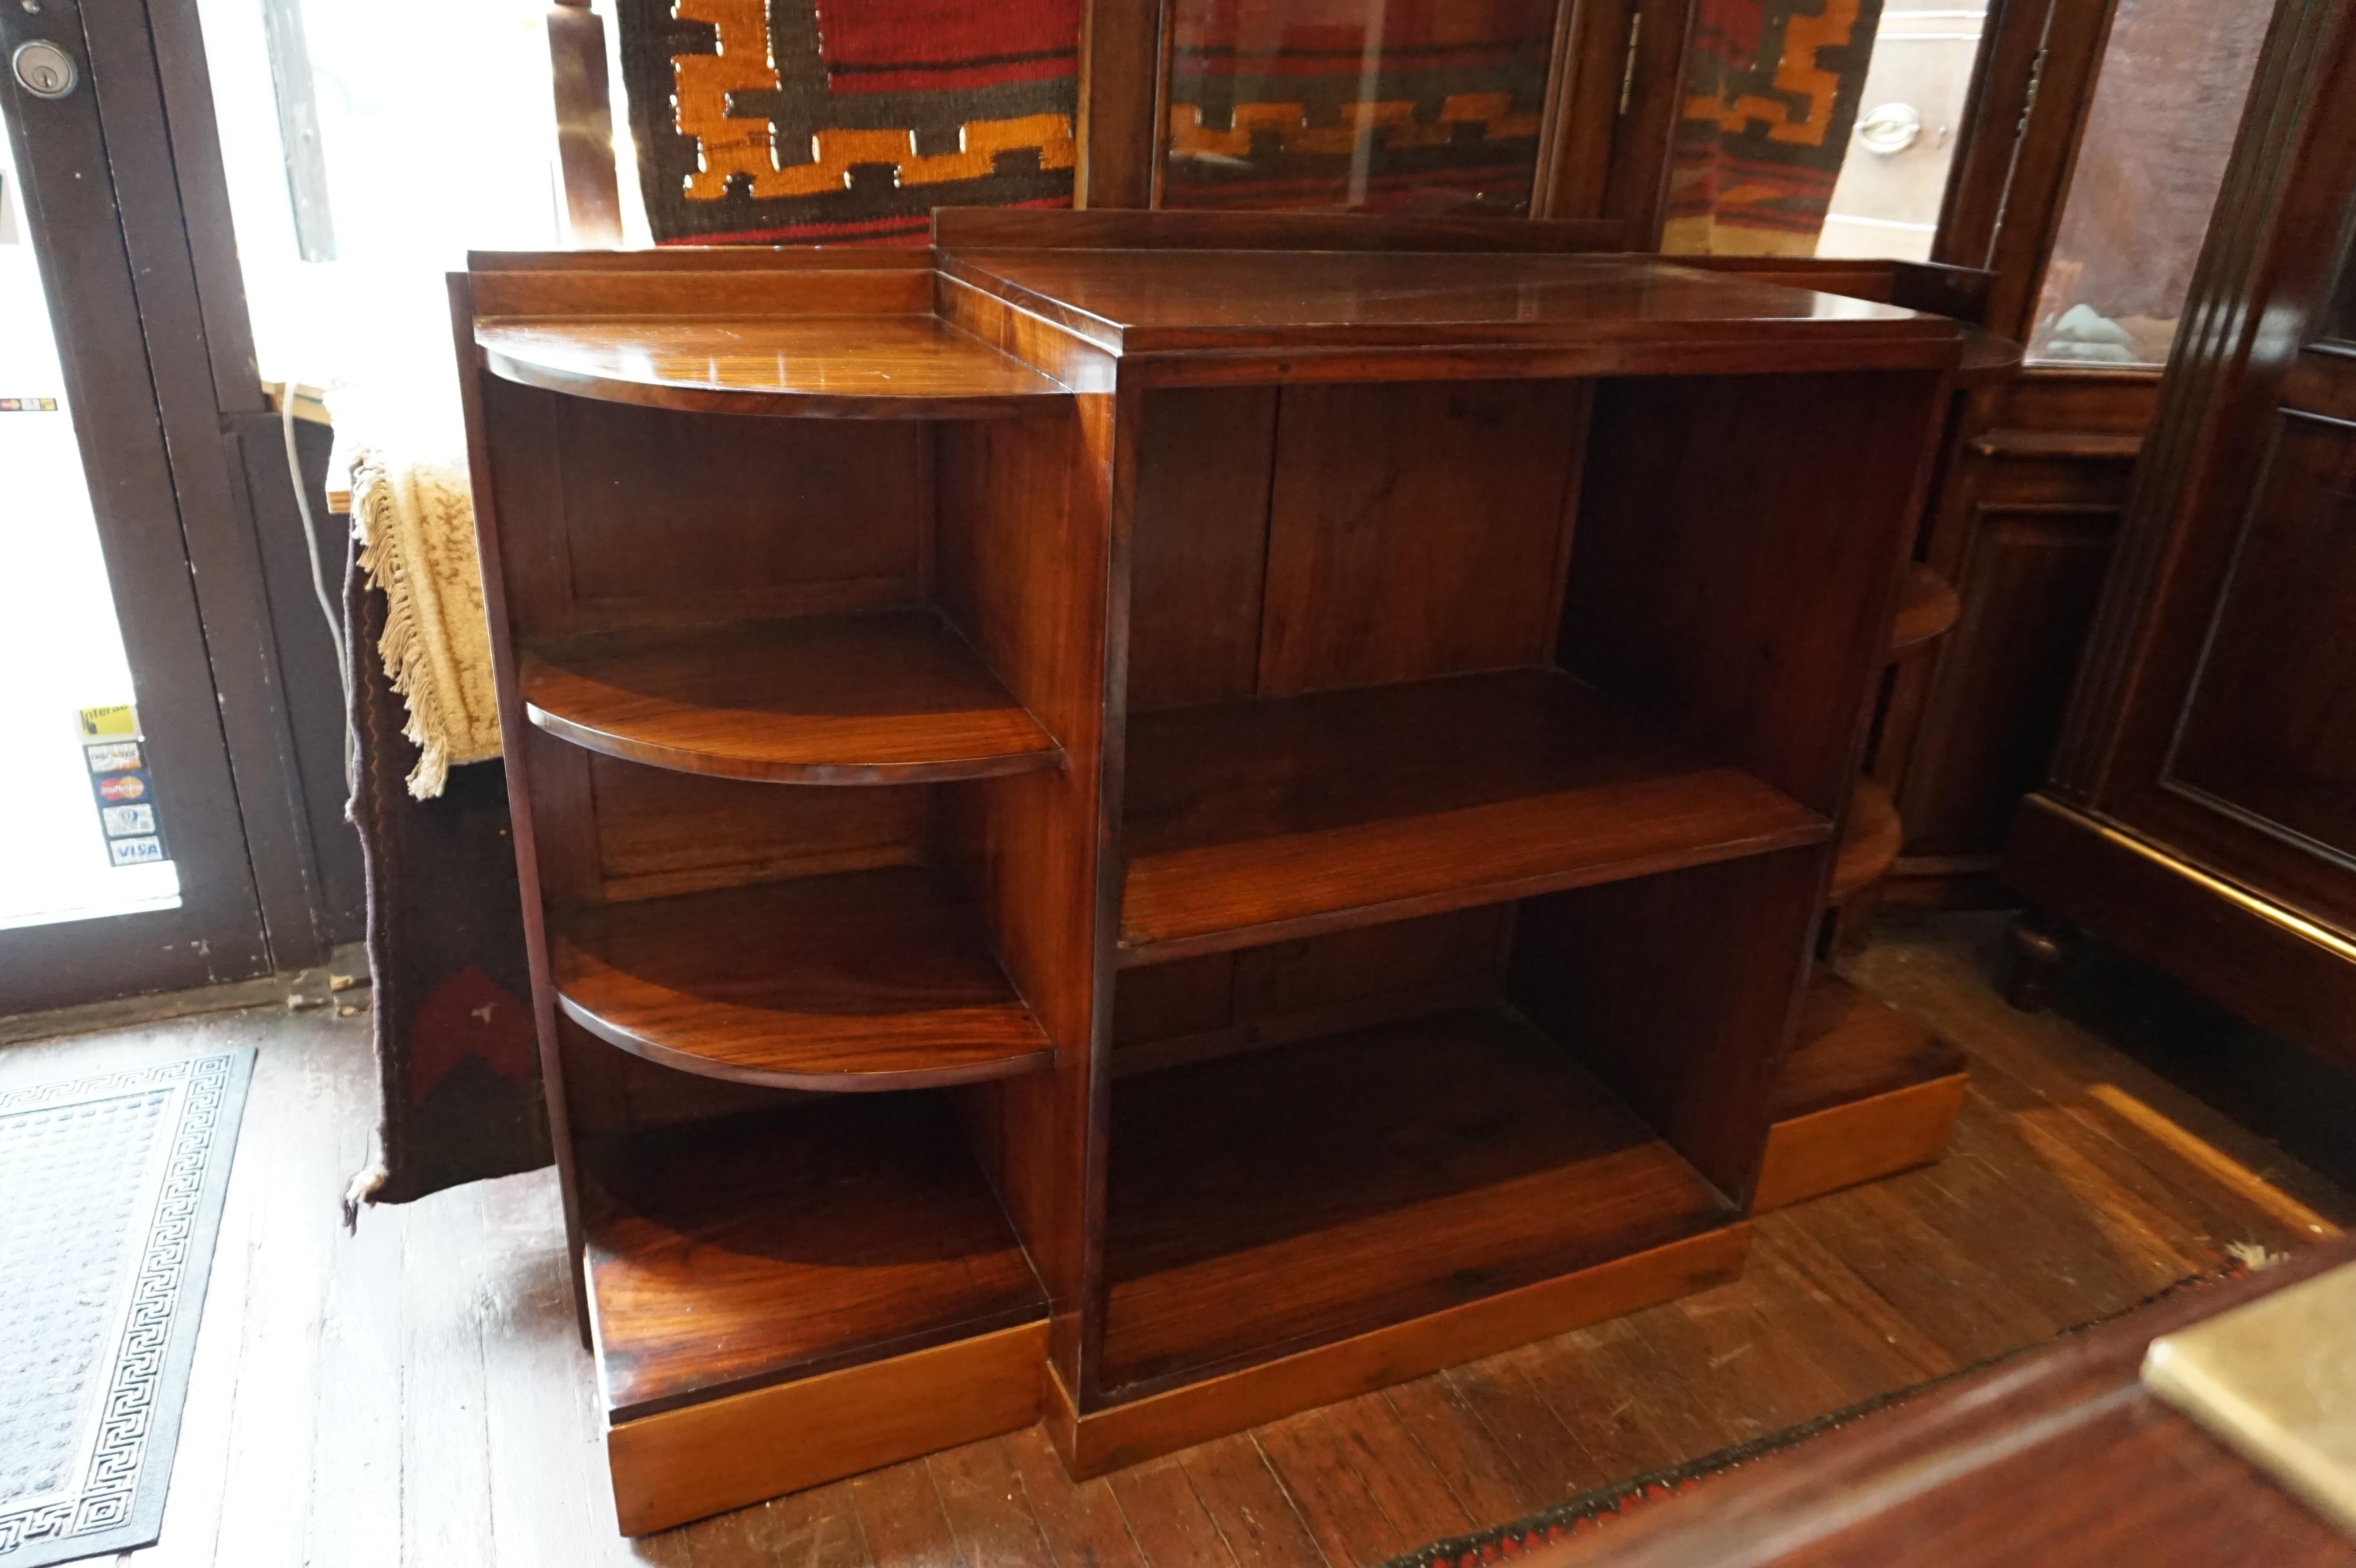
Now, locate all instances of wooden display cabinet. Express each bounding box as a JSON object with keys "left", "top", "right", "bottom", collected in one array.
[{"left": 453, "top": 213, "right": 1972, "bottom": 1534}]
